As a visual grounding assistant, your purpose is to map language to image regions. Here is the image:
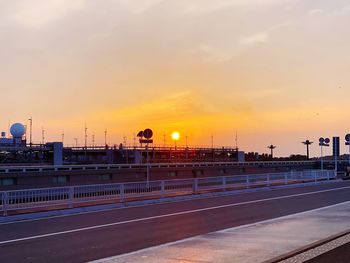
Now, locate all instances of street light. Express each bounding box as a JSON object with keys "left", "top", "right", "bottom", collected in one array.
[
  {"left": 268, "top": 145, "right": 276, "bottom": 159},
  {"left": 302, "top": 140, "right": 313, "bottom": 159},
  {"left": 319, "top": 137, "right": 330, "bottom": 170}
]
